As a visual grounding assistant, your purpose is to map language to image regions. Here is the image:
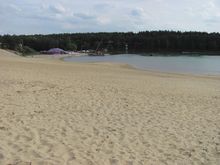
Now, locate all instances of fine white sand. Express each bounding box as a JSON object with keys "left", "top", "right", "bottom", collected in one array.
[{"left": 0, "top": 49, "right": 219, "bottom": 165}]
